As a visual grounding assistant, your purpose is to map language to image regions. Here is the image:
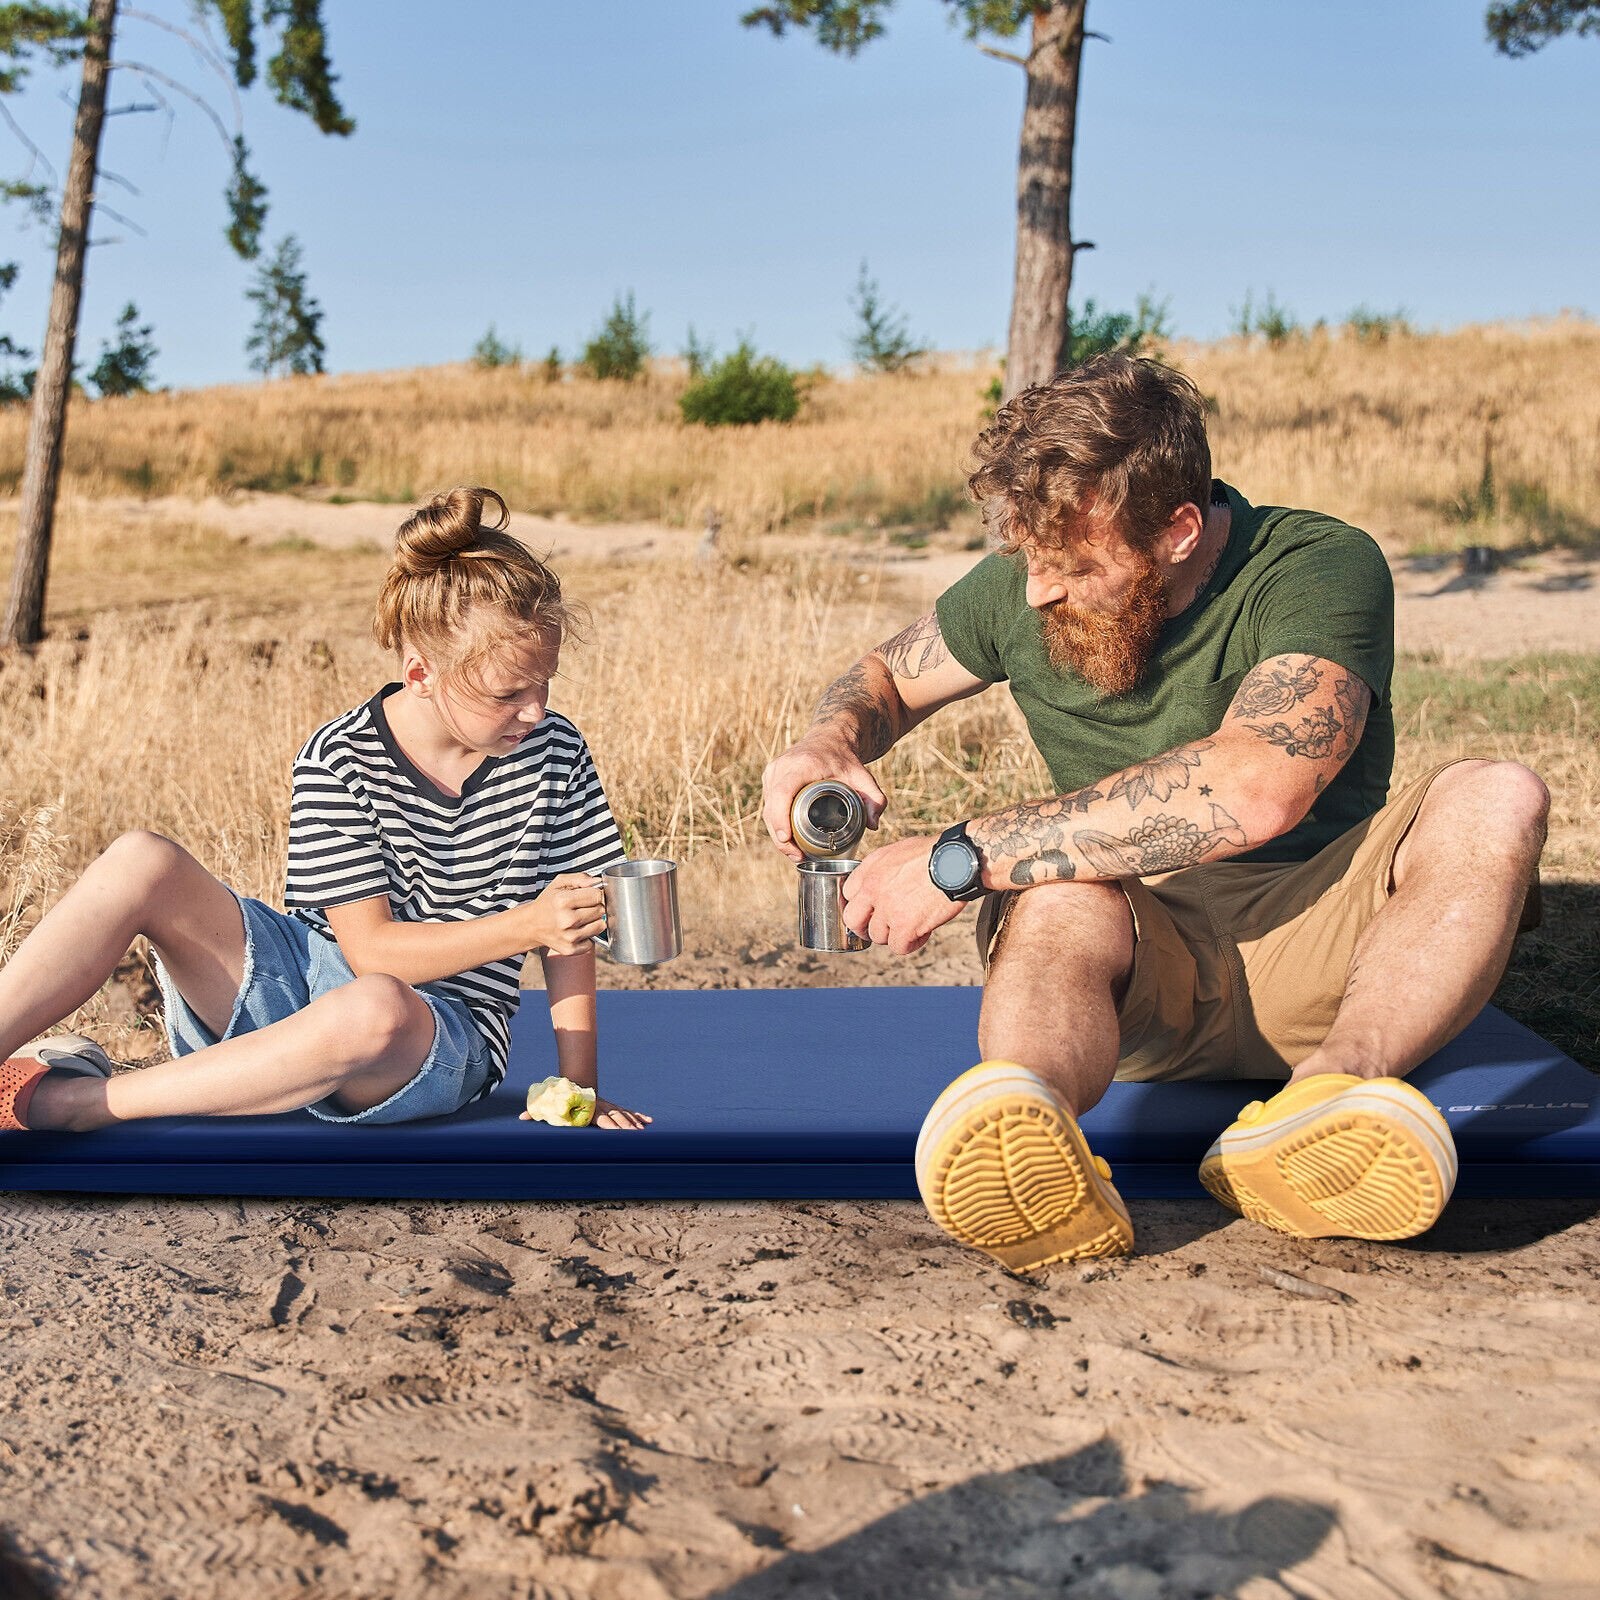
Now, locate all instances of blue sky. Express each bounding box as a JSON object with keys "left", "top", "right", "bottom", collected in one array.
[{"left": 2, "top": 0, "right": 1596, "bottom": 390}]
